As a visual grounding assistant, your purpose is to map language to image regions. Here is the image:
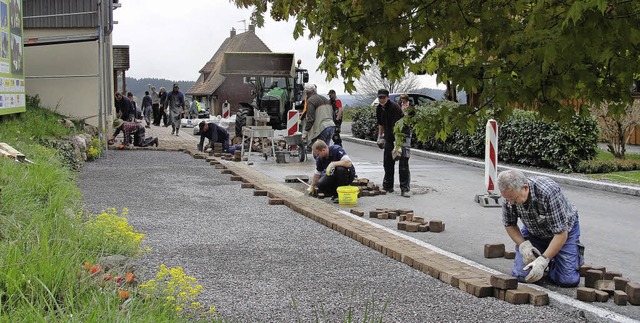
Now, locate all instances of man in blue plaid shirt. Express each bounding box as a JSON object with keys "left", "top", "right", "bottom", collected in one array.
[{"left": 498, "top": 169, "right": 584, "bottom": 286}]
